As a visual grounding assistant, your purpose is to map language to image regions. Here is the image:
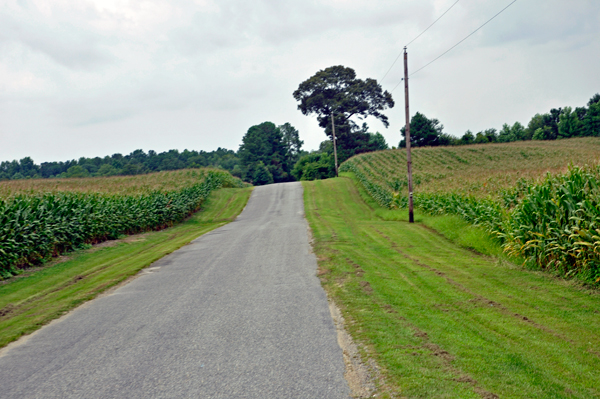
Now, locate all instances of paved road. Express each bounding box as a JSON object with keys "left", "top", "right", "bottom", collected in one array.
[{"left": 0, "top": 183, "right": 349, "bottom": 398}]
